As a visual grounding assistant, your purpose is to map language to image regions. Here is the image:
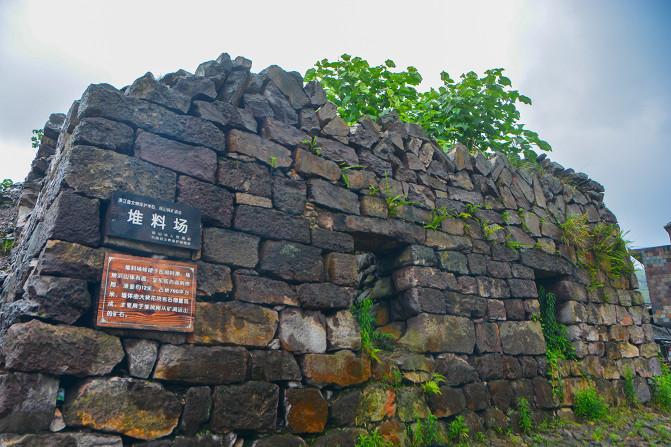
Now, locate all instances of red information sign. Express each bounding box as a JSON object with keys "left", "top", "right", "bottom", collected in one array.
[{"left": 97, "top": 253, "right": 197, "bottom": 332}]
